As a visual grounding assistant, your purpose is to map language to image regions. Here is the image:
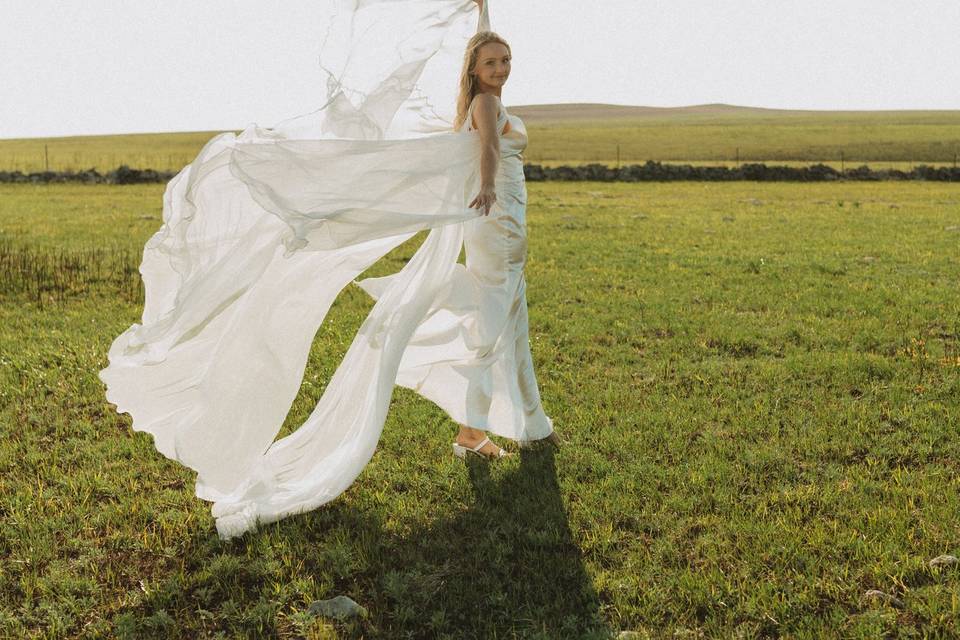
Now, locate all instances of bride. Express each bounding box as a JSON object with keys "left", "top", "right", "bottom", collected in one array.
[{"left": 99, "top": 0, "right": 559, "bottom": 540}]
